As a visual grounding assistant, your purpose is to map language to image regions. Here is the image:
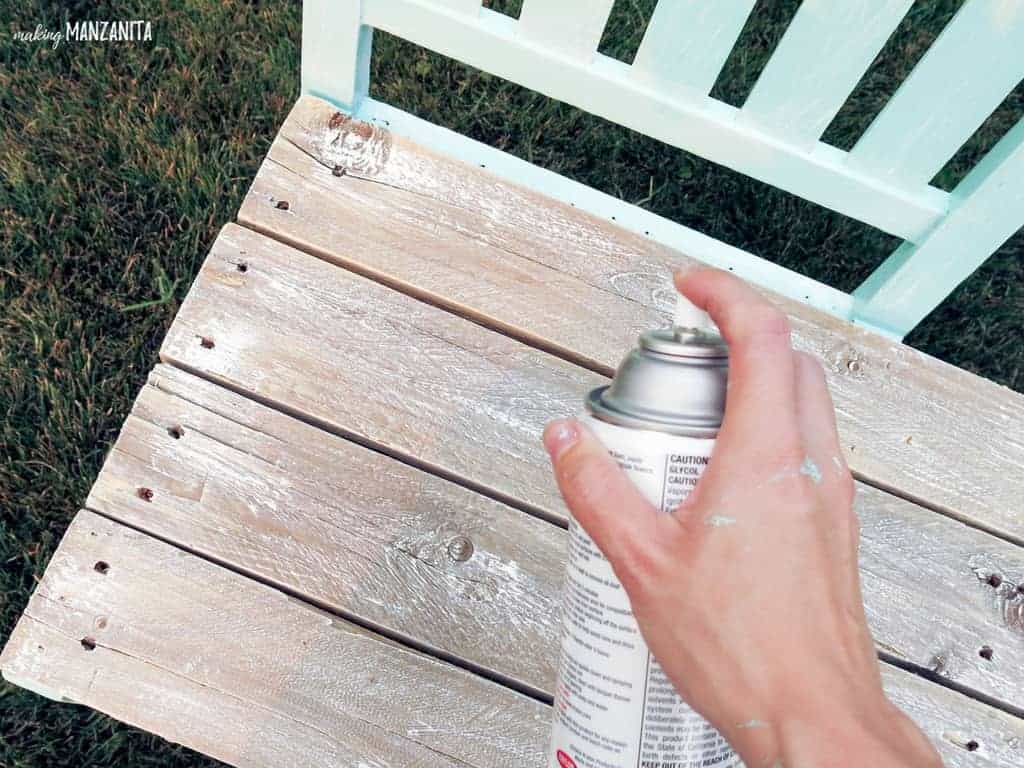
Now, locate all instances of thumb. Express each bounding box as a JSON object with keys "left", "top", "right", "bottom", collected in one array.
[{"left": 543, "top": 419, "right": 662, "bottom": 579}]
